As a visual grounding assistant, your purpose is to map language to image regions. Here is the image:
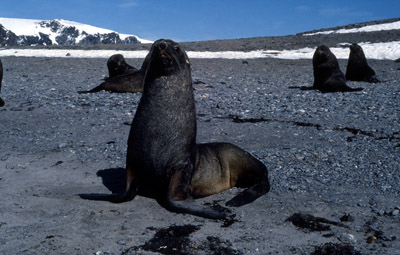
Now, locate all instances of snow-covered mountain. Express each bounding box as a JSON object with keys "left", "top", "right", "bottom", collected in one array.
[{"left": 0, "top": 17, "right": 152, "bottom": 46}]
